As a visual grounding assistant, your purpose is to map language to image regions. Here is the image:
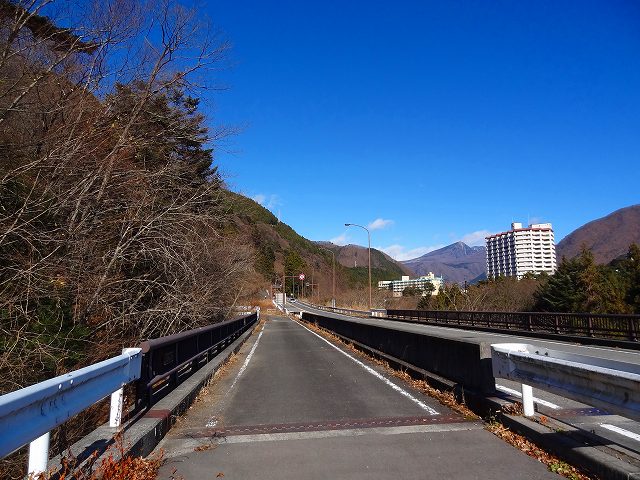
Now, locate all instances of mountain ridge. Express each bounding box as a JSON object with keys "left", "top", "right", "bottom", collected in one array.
[
  {"left": 315, "top": 241, "right": 413, "bottom": 277},
  {"left": 556, "top": 205, "right": 640, "bottom": 264},
  {"left": 402, "top": 241, "right": 487, "bottom": 284}
]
